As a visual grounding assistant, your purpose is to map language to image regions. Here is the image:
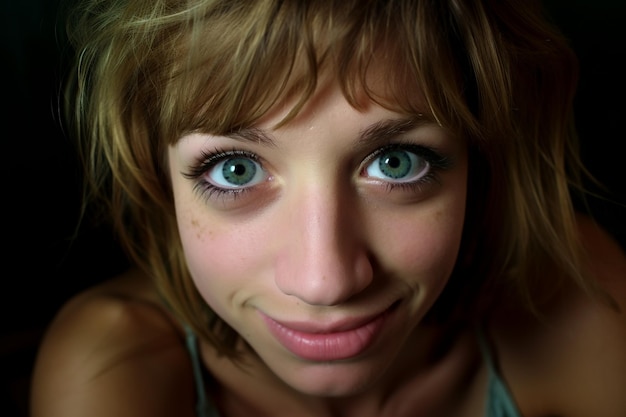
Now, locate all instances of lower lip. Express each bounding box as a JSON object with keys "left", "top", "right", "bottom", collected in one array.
[{"left": 260, "top": 308, "right": 392, "bottom": 362}]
